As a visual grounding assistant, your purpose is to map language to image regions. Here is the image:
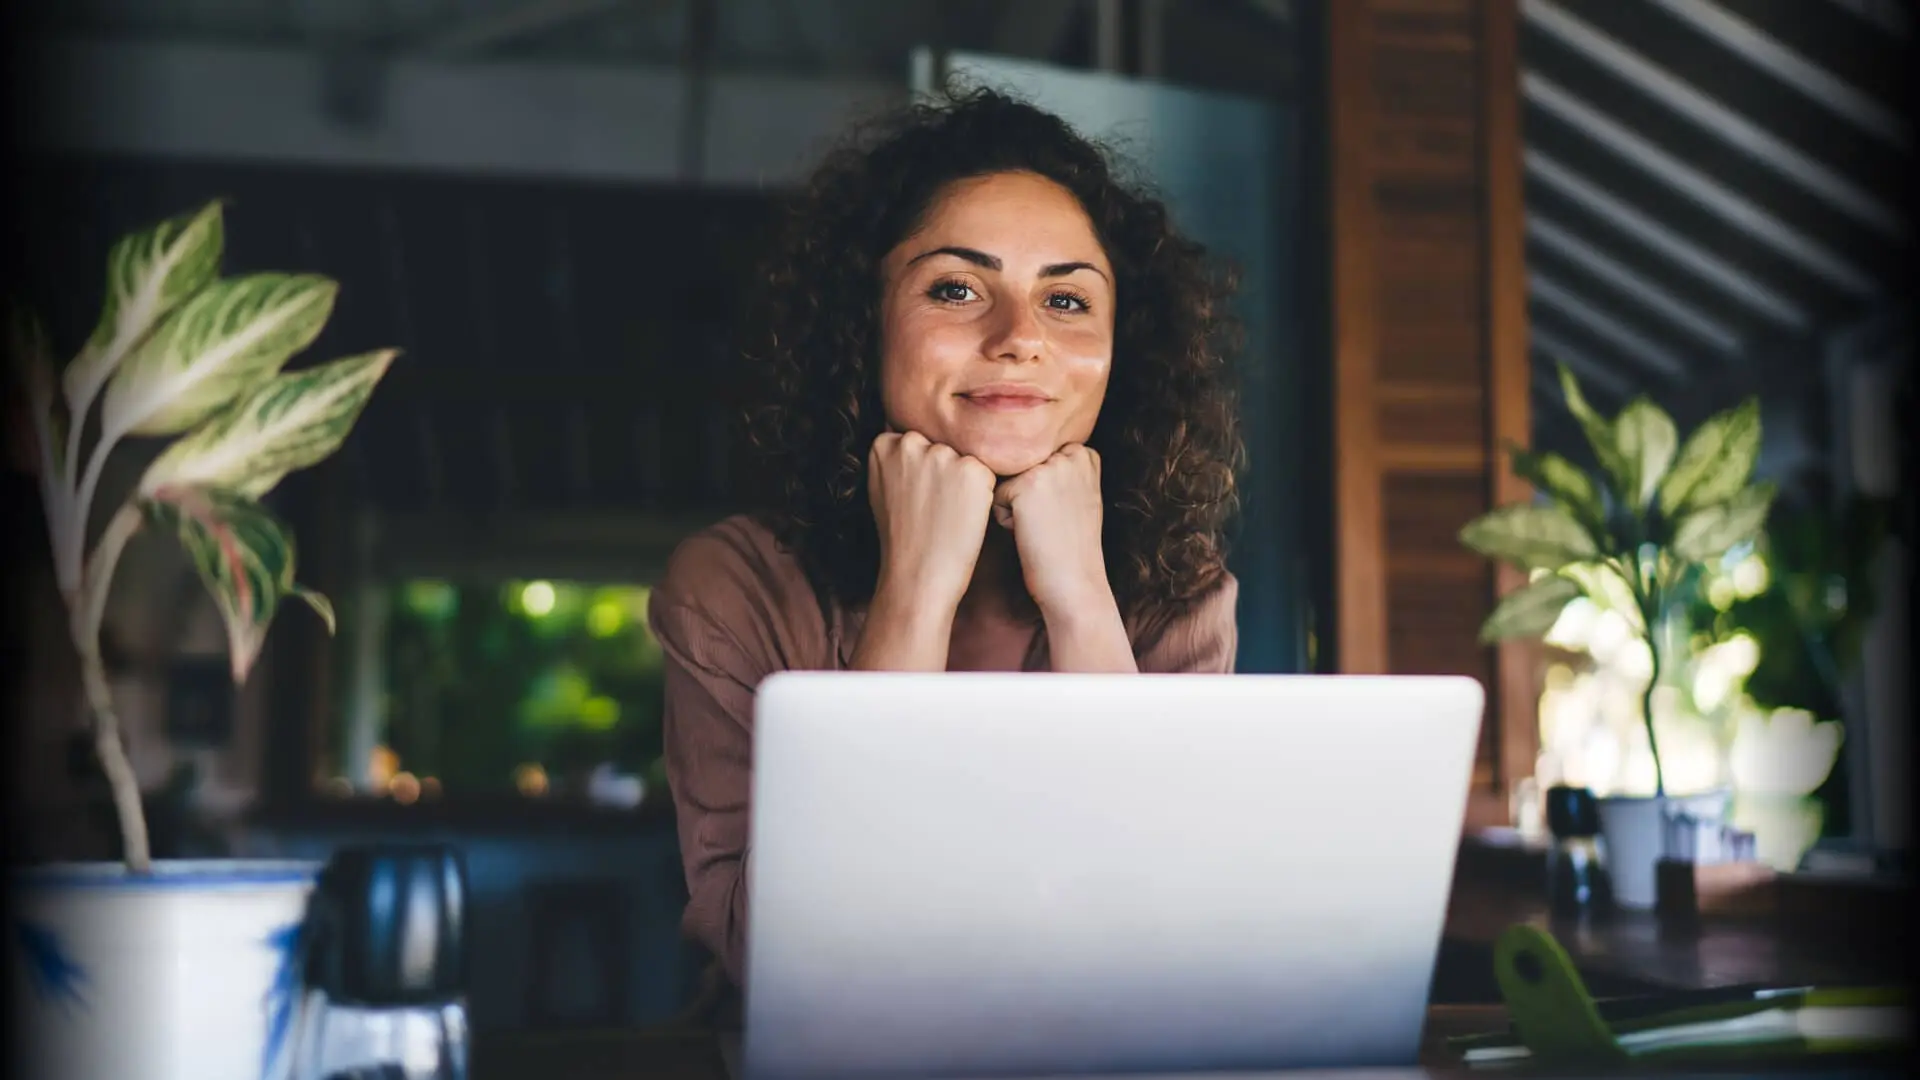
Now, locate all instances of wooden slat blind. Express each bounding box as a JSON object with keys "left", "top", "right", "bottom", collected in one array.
[{"left": 1329, "top": 0, "right": 1535, "bottom": 827}]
